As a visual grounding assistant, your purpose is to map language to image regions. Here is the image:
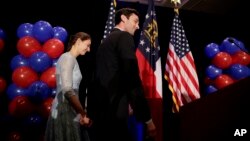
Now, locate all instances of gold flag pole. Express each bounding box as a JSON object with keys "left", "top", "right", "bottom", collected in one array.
[{"left": 113, "top": 0, "right": 117, "bottom": 7}]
